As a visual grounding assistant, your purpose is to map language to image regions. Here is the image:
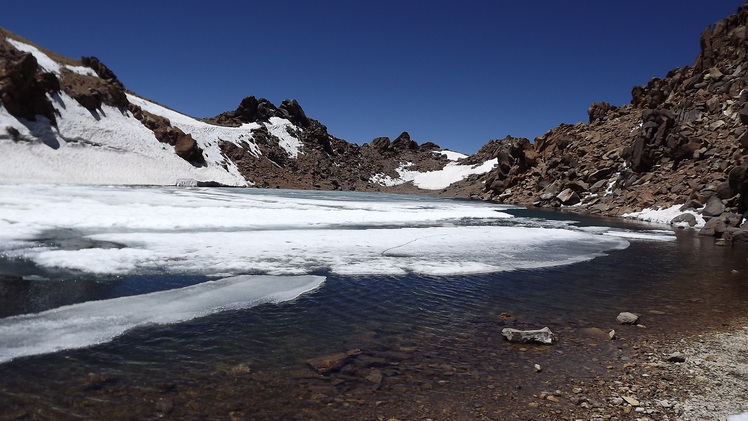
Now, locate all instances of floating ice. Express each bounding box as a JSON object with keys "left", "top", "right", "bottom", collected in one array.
[
  {"left": 0, "top": 185, "right": 629, "bottom": 278},
  {"left": 0, "top": 275, "right": 325, "bottom": 363}
]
